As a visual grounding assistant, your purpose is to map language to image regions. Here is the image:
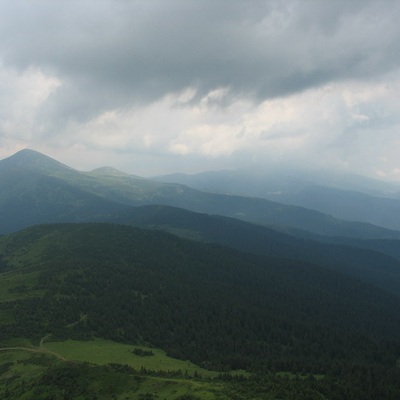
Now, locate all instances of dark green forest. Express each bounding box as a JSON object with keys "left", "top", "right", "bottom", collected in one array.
[{"left": 1, "top": 223, "right": 400, "bottom": 398}]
